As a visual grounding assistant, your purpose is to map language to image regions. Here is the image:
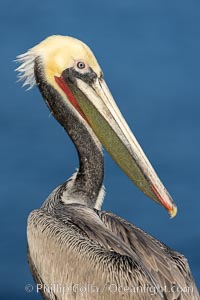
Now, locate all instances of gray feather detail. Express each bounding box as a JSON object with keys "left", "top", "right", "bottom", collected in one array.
[
  {"left": 28, "top": 207, "right": 161, "bottom": 300},
  {"left": 27, "top": 202, "right": 199, "bottom": 300},
  {"left": 97, "top": 210, "right": 200, "bottom": 300}
]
